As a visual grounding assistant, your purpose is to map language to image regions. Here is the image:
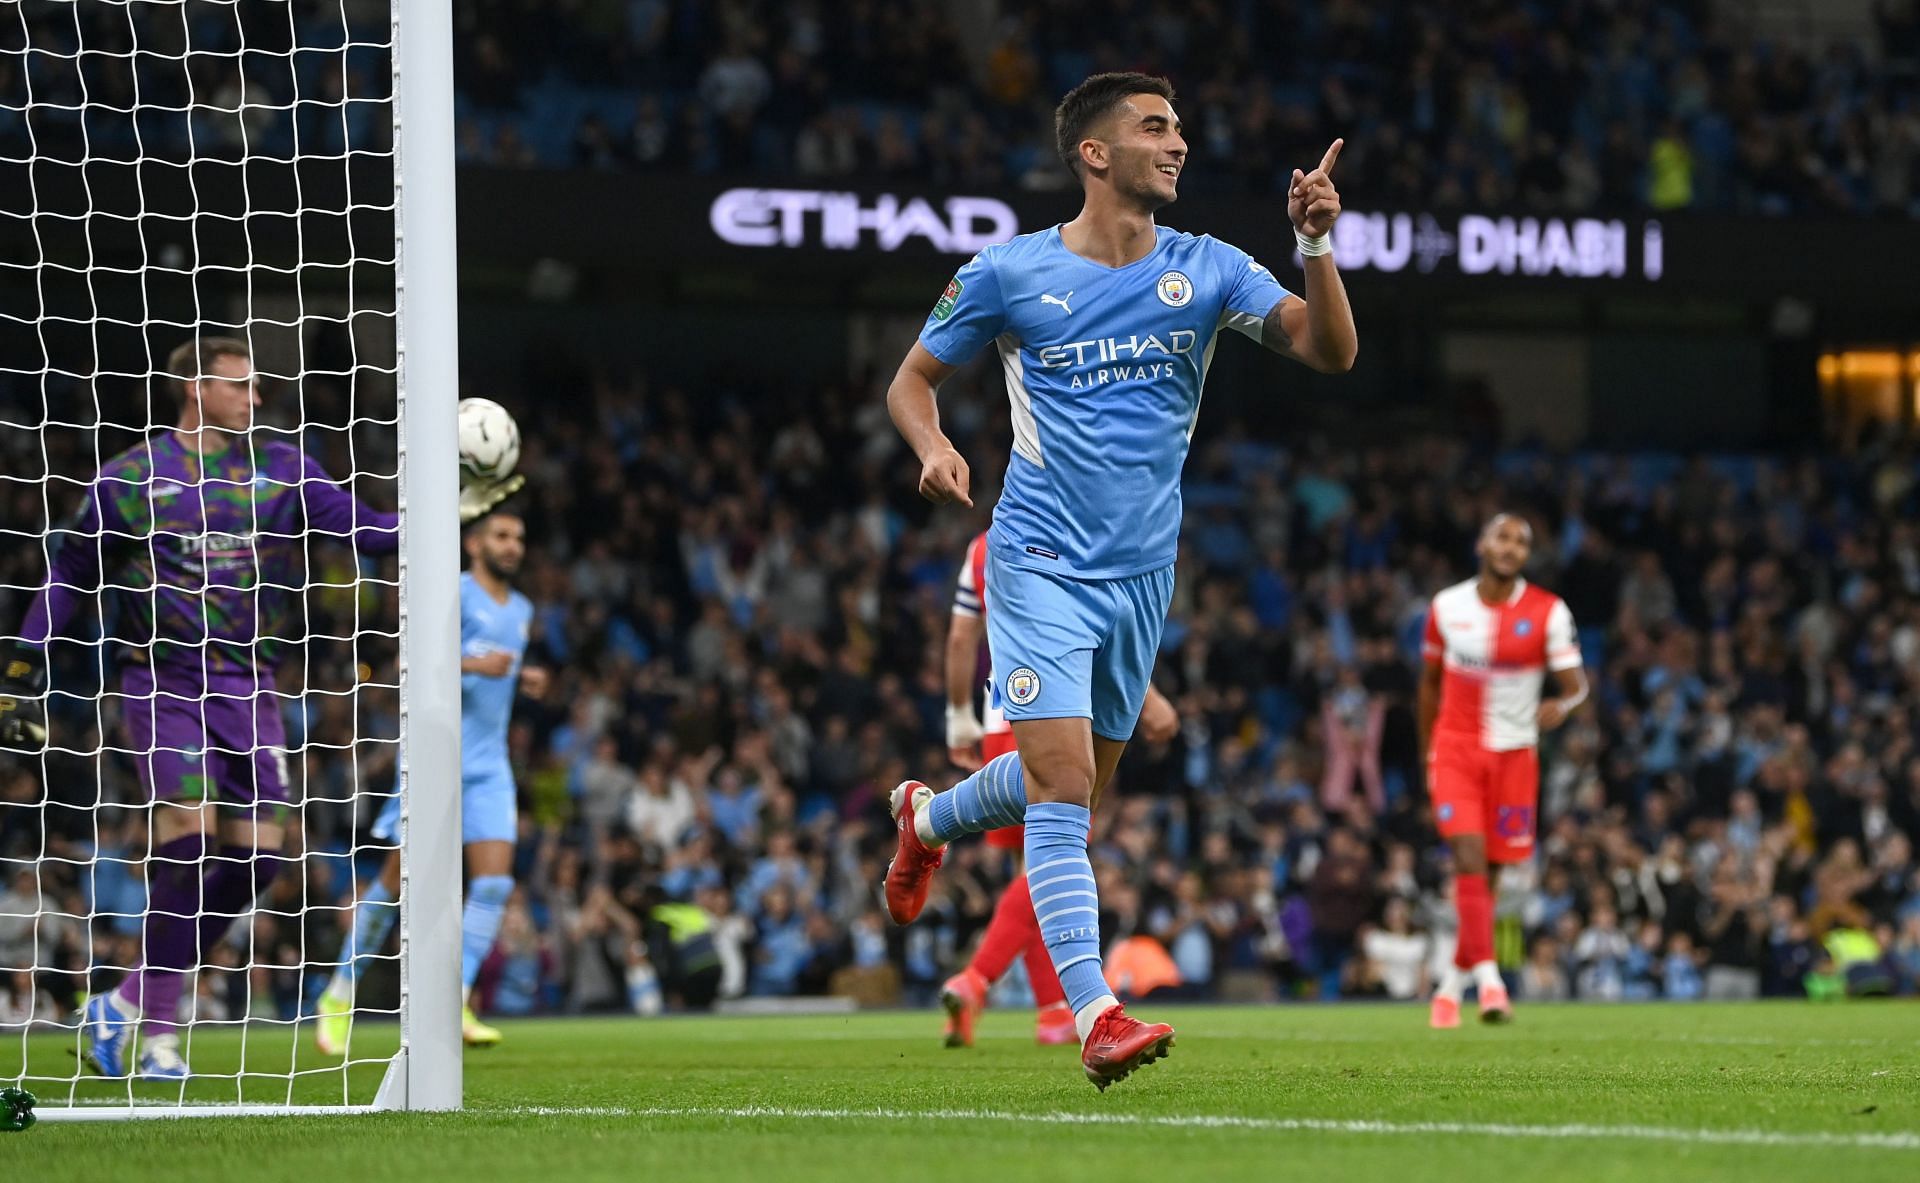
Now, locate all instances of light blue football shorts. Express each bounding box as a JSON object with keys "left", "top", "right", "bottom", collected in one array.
[
  {"left": 370, "top": 766, "right": 517, "bottom": 847},
  {"left": 984, "top": 547, "right": 1173, "bottom": 742}
]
